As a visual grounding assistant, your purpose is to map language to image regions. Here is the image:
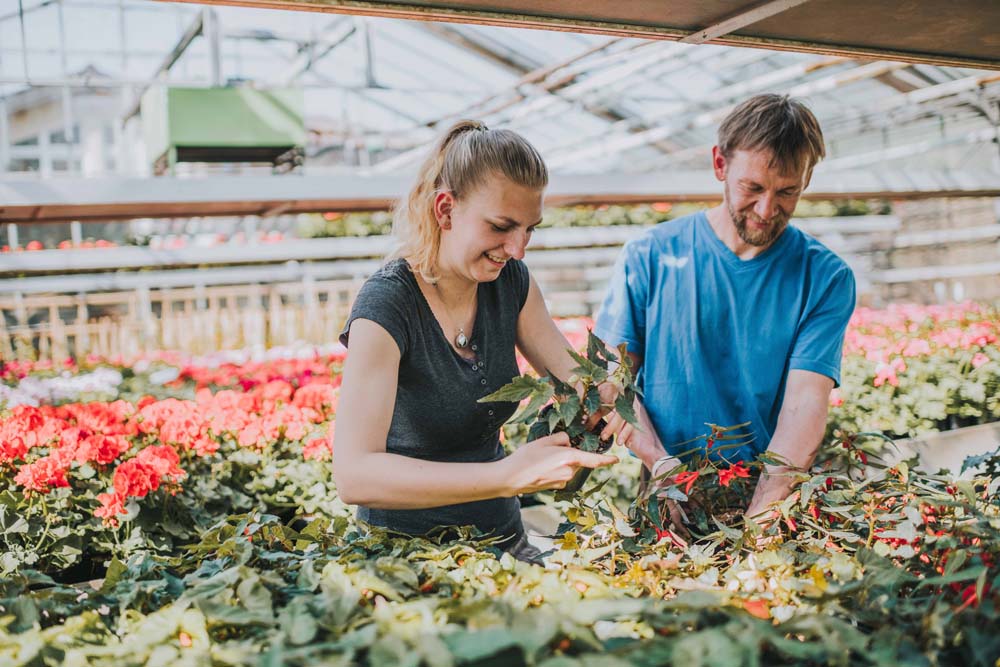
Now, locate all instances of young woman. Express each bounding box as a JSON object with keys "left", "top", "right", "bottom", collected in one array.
[{"left": 333, "top": 120, "right": 618, "bottom": 562}]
